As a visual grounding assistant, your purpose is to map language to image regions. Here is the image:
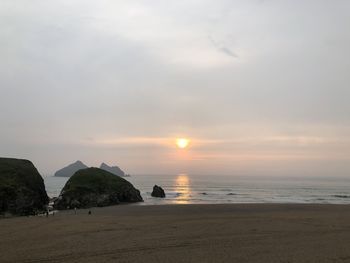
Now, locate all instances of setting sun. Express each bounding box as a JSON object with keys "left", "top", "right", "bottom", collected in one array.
[{"left": 176, "top": 138, "right": 190, "bottom": 149}]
